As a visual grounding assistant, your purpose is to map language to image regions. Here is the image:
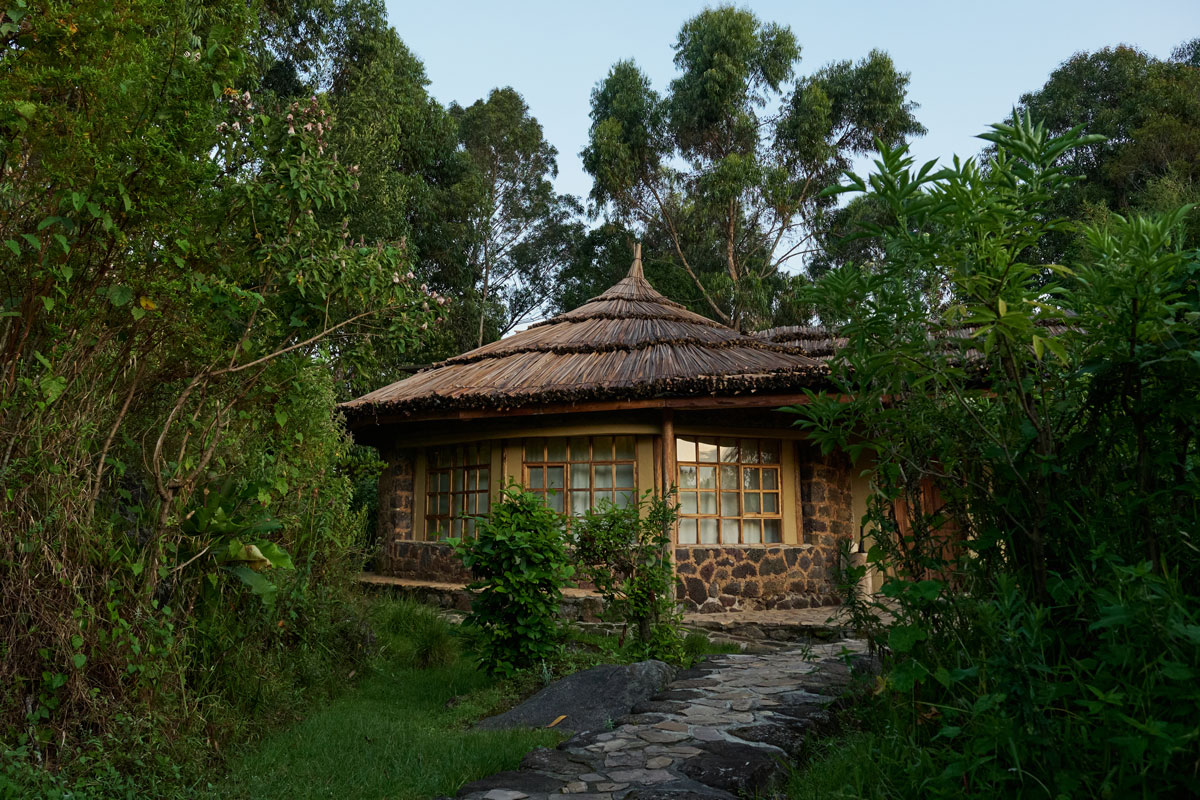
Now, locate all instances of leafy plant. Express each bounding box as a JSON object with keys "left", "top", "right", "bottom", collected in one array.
[
  {"left": 789, "top": 114, "right": 1200, "bottom": 796},
  {"left": 452, "top": 484, "right": 574, "bottom": 676},
  {"left": 572, "top": 491, "right": 684, "bottom": 662}
]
